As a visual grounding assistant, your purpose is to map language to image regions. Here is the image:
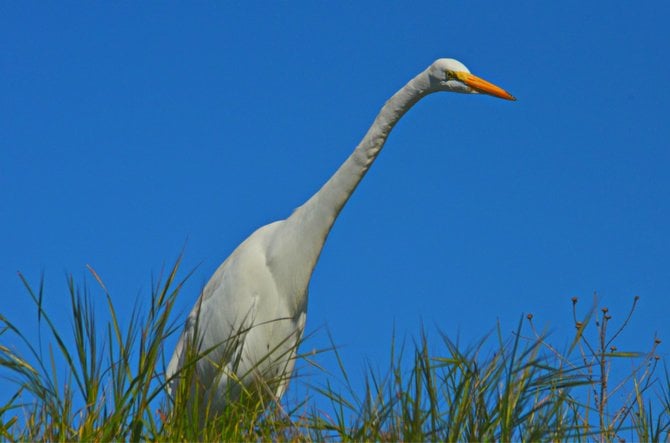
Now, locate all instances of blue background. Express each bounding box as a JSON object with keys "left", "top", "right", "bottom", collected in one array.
[{"left": 2, "top": 2, "right": 668, "bottom": 406}]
